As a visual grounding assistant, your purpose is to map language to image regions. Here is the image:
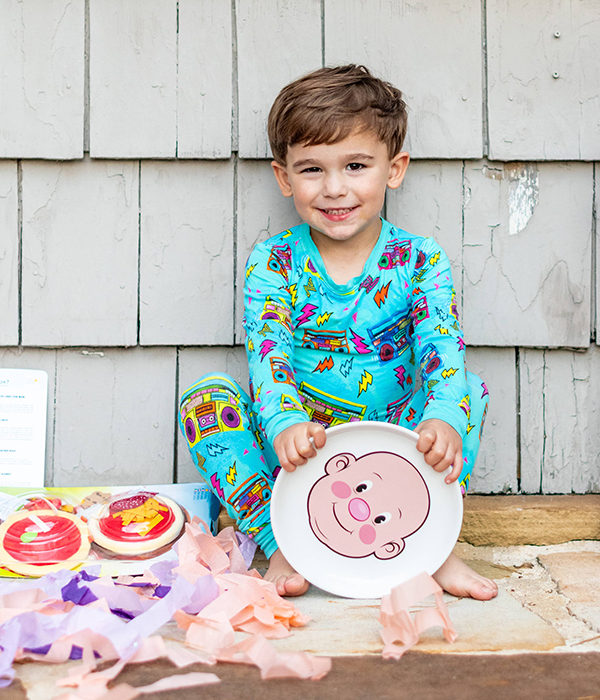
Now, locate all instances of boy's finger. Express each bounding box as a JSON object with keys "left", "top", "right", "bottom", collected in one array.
[
  {"left": 423, "top": 438, "right": 448, "bottom": 468},
  {"left": 295, "top": 433, "right": 317, "bottom": 459},
  {"left": 445, "top": 451, "right": 463, "bottom": 484},
  {"left": 416, "top": 428, "right": 436, "bottom": 454},
  {"left": 431, "top": 443, "right": 454, "bottom": 472},
  {"left": 279, "top": 443, "right": 299, "bottom": 472},
  {"left": 308, "top": 423, "right": 327, "bottom": 448}
]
